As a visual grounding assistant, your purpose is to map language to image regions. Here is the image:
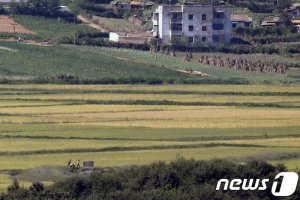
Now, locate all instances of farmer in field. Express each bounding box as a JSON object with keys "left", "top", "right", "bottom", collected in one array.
[
  {"left": 17, "top": 37, "right": 23, "bottom": 43},
  {"left": 67, "top": 159, "right": 72, "bottom": 166}
]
